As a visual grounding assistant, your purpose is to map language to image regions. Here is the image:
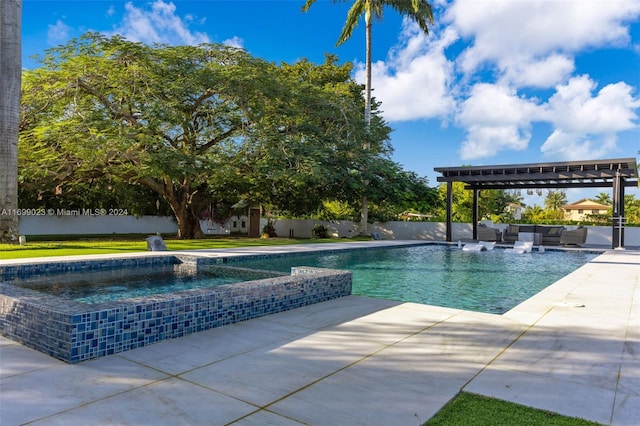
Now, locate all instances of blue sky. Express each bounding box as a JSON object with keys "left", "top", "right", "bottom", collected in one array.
[{"left": 22, "top": 0, "right": 640, "bottom": 205}]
